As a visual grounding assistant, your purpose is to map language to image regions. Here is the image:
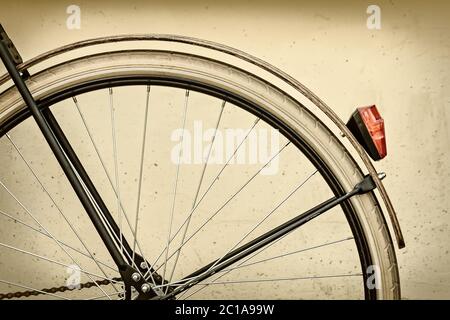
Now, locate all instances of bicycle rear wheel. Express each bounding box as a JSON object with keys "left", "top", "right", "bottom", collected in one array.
[{"left": 0, "top": 50, "right": 400, "bottom": 299}]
